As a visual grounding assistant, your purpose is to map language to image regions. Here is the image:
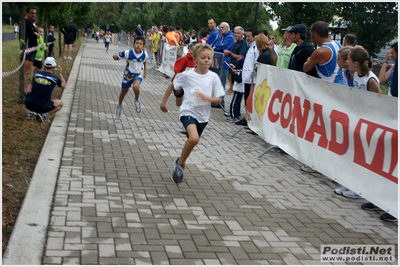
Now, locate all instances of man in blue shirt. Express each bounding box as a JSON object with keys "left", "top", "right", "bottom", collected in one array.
[
  {"left": 135, "top": 24, "right": 143, "bottom": 37},
  {"left": 206, "top": 18, "right": 220, "bottom": 47},
  {"left": 212, "top": 22, "right": 234, "bottom": 109}
]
